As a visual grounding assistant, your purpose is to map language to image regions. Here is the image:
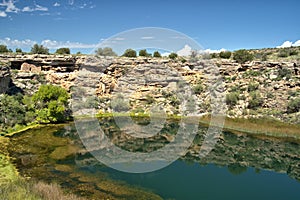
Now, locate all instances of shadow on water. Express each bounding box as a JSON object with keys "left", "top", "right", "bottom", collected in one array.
[{"left": 6, "top": 117, "right": 300, "bottom": 200}]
